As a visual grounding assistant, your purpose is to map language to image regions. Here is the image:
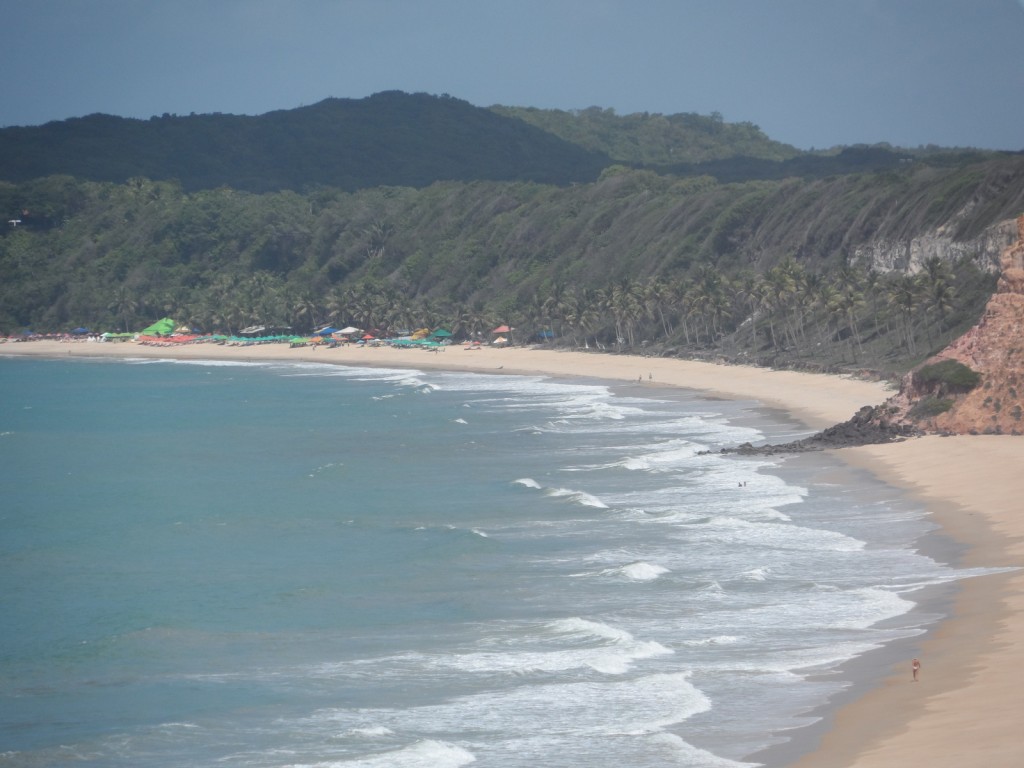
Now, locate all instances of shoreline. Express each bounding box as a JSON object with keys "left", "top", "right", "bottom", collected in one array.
[
  {"left": 1, "top": 338, "right": 890, "bottom": 429},
  {"left": 4, "top": 339, "right": 1023, "bottom": 766}
]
